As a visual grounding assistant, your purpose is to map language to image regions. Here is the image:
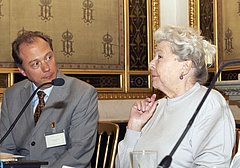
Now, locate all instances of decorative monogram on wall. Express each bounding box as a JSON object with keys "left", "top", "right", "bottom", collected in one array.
[
  {"left": 82, "top": 0, "right": 94, "bottom": 24},
  {"left": 0, "top": 0, "right": 3, "bottom": 19},
  {"left": 17, "top": 27, "right": 26, "bottom": 37},
  {"left": 61, "top": 30, "right": 74, "bottom": 57},
  {"left": 102, "top": 32, "right": 114, "bottom": 59},
  {"left": 39, "top": 0, "right": 53, "bottom": 22},
  {"left": 225, "top": 27, "right": 234, "bottom": 54},
  {"left": 238, "top": 1, "right": 240, "bottom": 15}
]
